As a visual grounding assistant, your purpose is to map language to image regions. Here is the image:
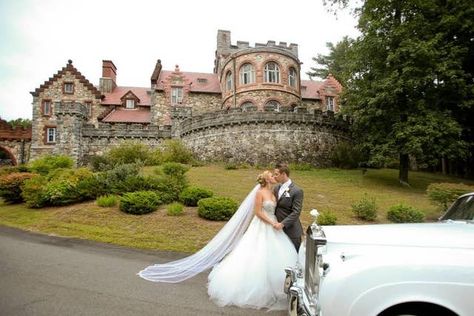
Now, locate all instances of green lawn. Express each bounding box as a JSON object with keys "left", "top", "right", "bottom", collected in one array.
[{"left": 0, "top": 165, "right": 472, "bottom": 253}]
